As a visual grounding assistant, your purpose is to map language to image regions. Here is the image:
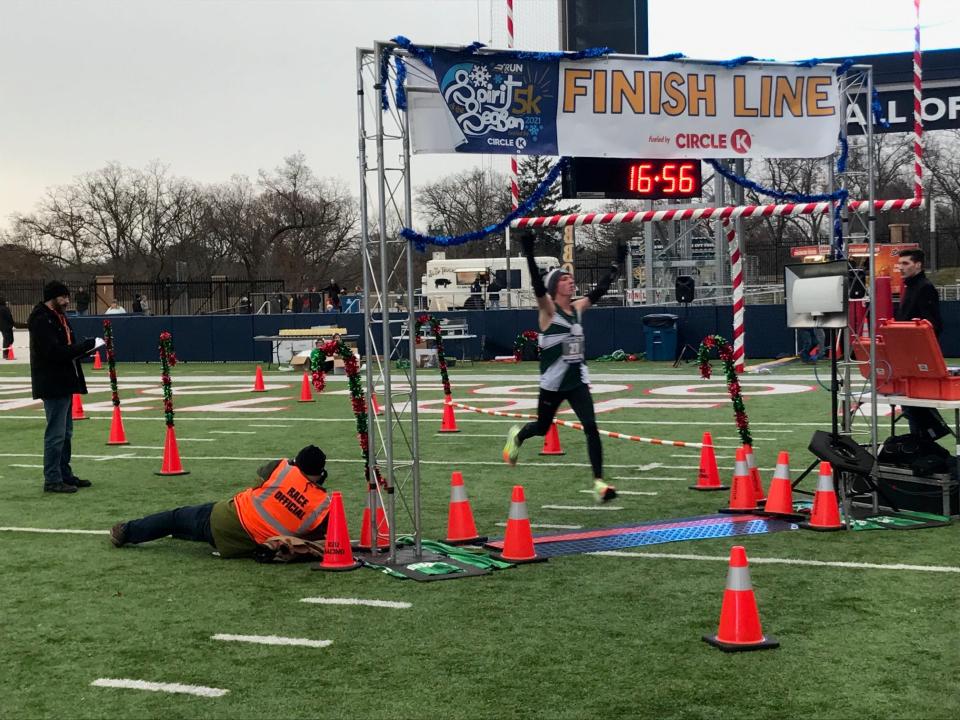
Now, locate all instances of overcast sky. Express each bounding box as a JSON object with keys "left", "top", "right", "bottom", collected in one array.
[{"left": 0, "top": 0, "right": 955, "bottom": 231}]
